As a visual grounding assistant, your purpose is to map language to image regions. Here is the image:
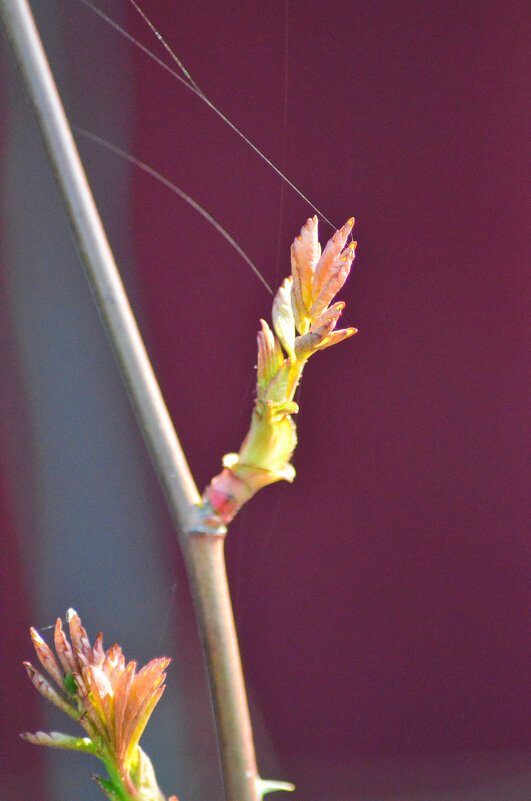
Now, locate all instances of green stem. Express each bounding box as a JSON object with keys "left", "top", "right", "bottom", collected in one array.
[
  {"left": 286, "top": 358, "right": 307, "bottom": 400},
  {"left": 0, "top": 2, "right": 259, "bottom": 799},
  {"left": 99, "top": 759, "right": 137, "bottom": 801}
]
